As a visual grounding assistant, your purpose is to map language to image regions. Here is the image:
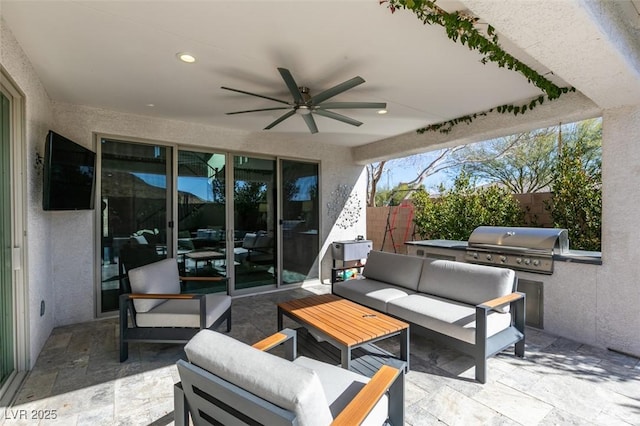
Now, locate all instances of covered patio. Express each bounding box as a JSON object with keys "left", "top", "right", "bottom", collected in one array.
[
  {"left": 6, "top": 285, "right": 639, "bottom": 425},
  {"left": 2, "top": 0, "right": 640, "bottom": 422}
]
